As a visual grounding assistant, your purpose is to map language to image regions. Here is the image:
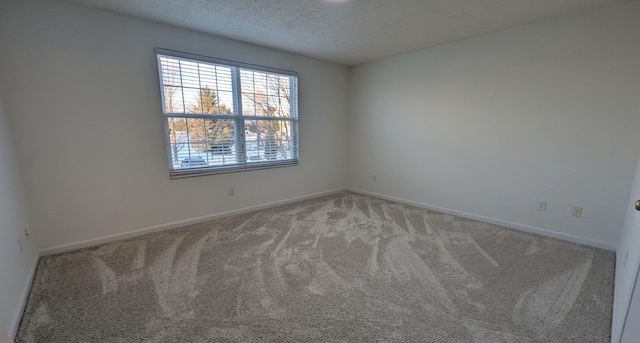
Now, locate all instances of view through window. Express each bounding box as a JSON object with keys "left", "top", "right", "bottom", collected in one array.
[{"left": 156, "top": 49, "right": 299, "bottom": 178}]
